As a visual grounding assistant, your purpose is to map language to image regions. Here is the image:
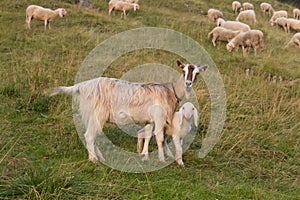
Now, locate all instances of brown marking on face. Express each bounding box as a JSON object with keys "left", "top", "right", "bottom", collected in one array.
[{"left": 187, "top": 65, "right": 195, "bottom": 82}]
